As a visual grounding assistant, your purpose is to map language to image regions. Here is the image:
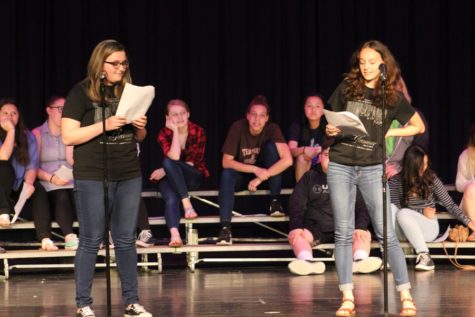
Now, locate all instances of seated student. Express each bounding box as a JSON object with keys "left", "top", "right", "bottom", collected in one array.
[
  {"left": 216, "top": 95, "right": 292, "bottom": 245},
  {"left": 0, "top": 98, "right": 54, "bottom": 251},
  {"left": 386, "top": 78, "right": 429, "bottom": 179},
  {"left": 390, "top": 145, "right": 475, "bottom": 271},
  {"left": 135, "top": 144, "right": 157, "bottom": 248},
  {"left": 150, "top": 99, "right": 209, "bottom": 247},
  {"left": 288, "top": 93, "right": 327, "bottom": 182},
  {"left": 287, "top": 142, "right": 382, "bottom": 275},
  {"left": 32, "top": 96, "right": 78, "bottom": 250},
  {"left": 136, "top": 197, "right": 157, "bottom": 247},
  {"left": 456, "top": 123, "right": 475, "bottom": 222}
]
